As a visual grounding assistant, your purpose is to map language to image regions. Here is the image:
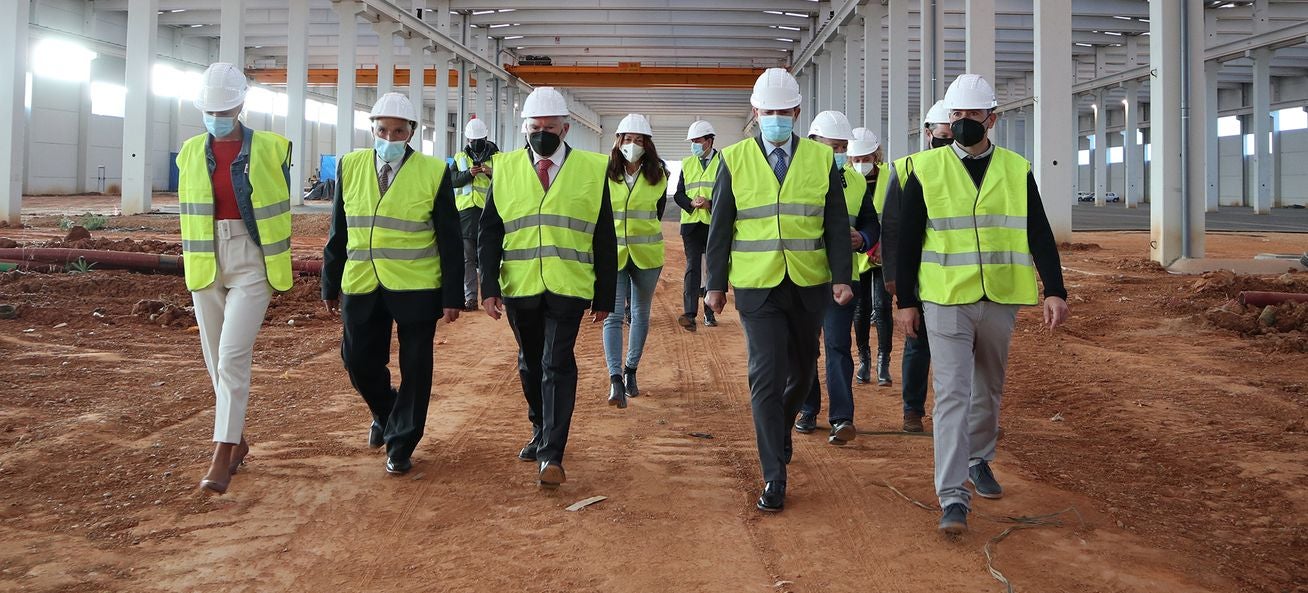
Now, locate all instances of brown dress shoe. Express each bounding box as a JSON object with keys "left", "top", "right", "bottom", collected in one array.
[{"left": 902, "top": 411, "right": 925, "bottom": 433}]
